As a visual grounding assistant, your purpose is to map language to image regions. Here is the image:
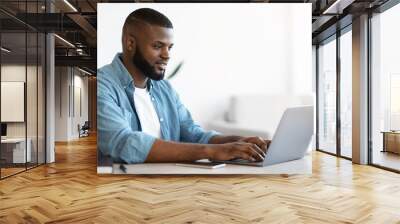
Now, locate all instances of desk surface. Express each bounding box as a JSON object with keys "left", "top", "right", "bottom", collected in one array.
[{"left": 112, "top": 154, "right": 312, "bottom": 175}]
